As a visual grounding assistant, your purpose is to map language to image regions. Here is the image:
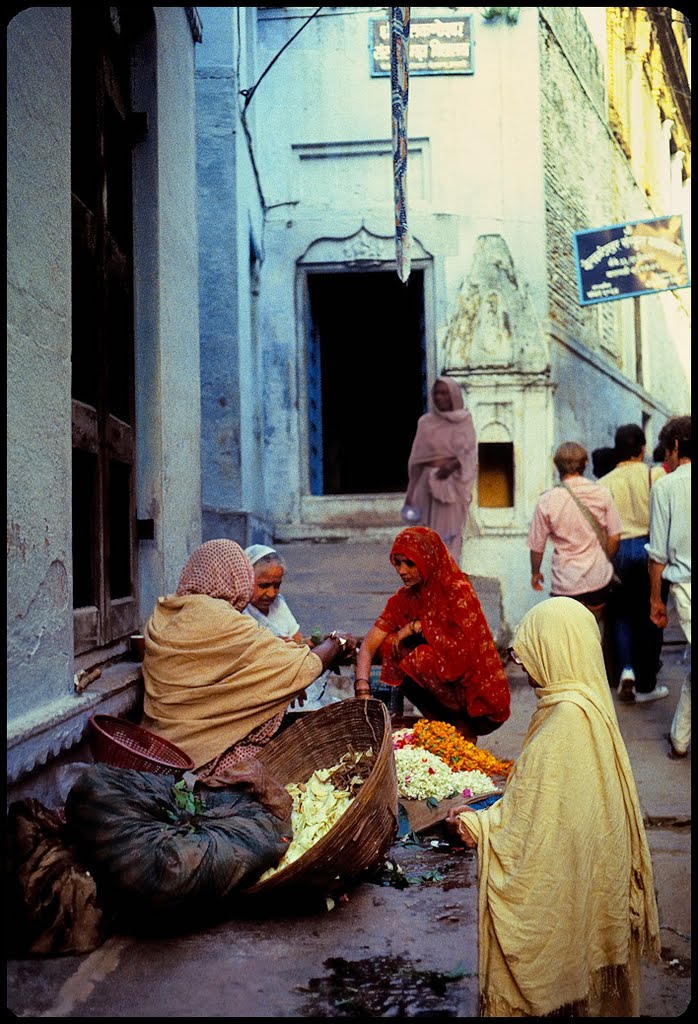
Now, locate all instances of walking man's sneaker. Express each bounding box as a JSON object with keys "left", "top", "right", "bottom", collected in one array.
[
  {"left": 634, "top": 685, "right": 670, "bottom": 704},
  {"left": 665, "top": 732, "right": 688, "bottom": 759},
  {"left": 617, "top": 667, "right": 636, "bottom": 703}
]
